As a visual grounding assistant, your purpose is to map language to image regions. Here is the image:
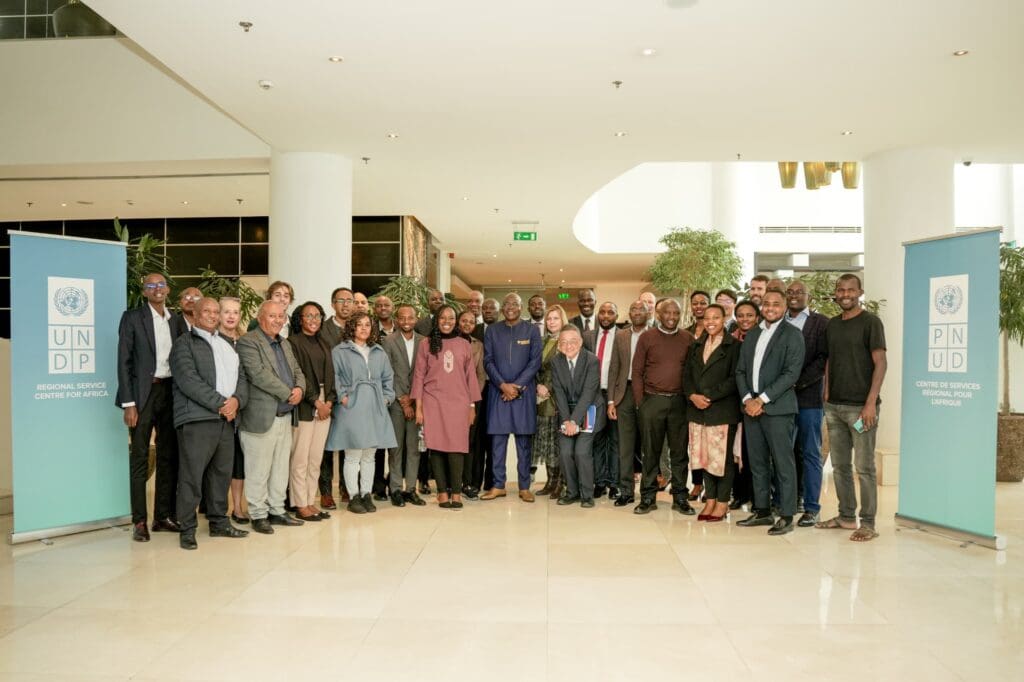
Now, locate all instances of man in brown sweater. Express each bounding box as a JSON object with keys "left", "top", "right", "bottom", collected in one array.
[{"left": 631, "top": 298, "right": 695, "bottom": 515}]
